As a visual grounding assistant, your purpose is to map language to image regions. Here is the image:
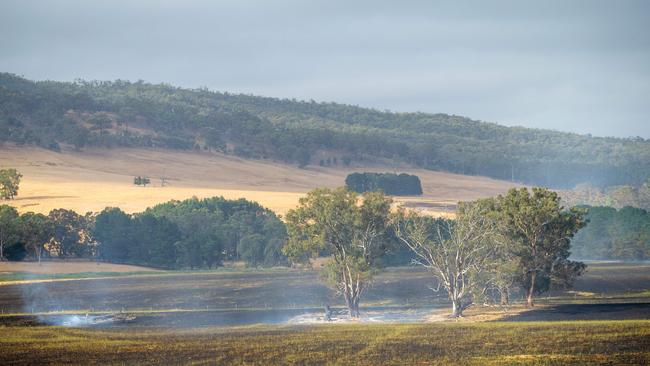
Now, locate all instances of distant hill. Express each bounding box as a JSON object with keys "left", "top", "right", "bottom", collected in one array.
[{"left": 1, "top": 73, "right": 648, "bottom": 188}]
